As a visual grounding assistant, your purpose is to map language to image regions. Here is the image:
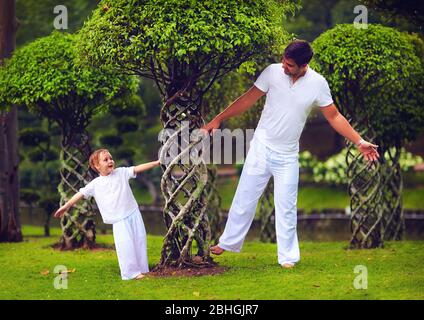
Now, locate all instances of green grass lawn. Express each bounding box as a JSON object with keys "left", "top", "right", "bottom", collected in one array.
[{"left": 1, "top": 225, "right": 423, "bottom": 300}]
